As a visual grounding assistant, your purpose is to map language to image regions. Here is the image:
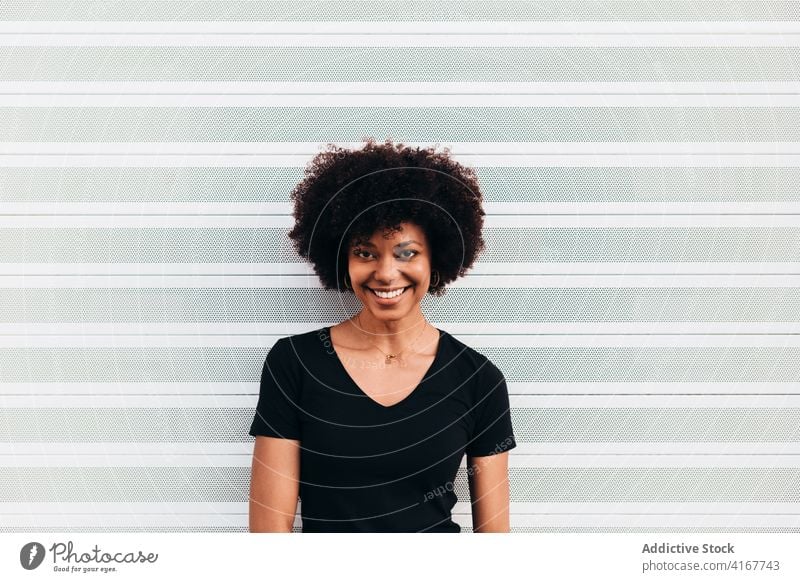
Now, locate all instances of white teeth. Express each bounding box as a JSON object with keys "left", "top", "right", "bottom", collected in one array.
[{"left": 371, "top": 286, "right": 408, "bottom": 299}]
